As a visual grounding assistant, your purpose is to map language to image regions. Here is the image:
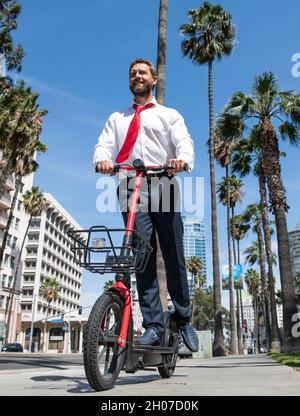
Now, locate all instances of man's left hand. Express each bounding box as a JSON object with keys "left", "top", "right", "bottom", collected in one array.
[{"left": 167, "top": 159, "right": 187, "bottom": 176}]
